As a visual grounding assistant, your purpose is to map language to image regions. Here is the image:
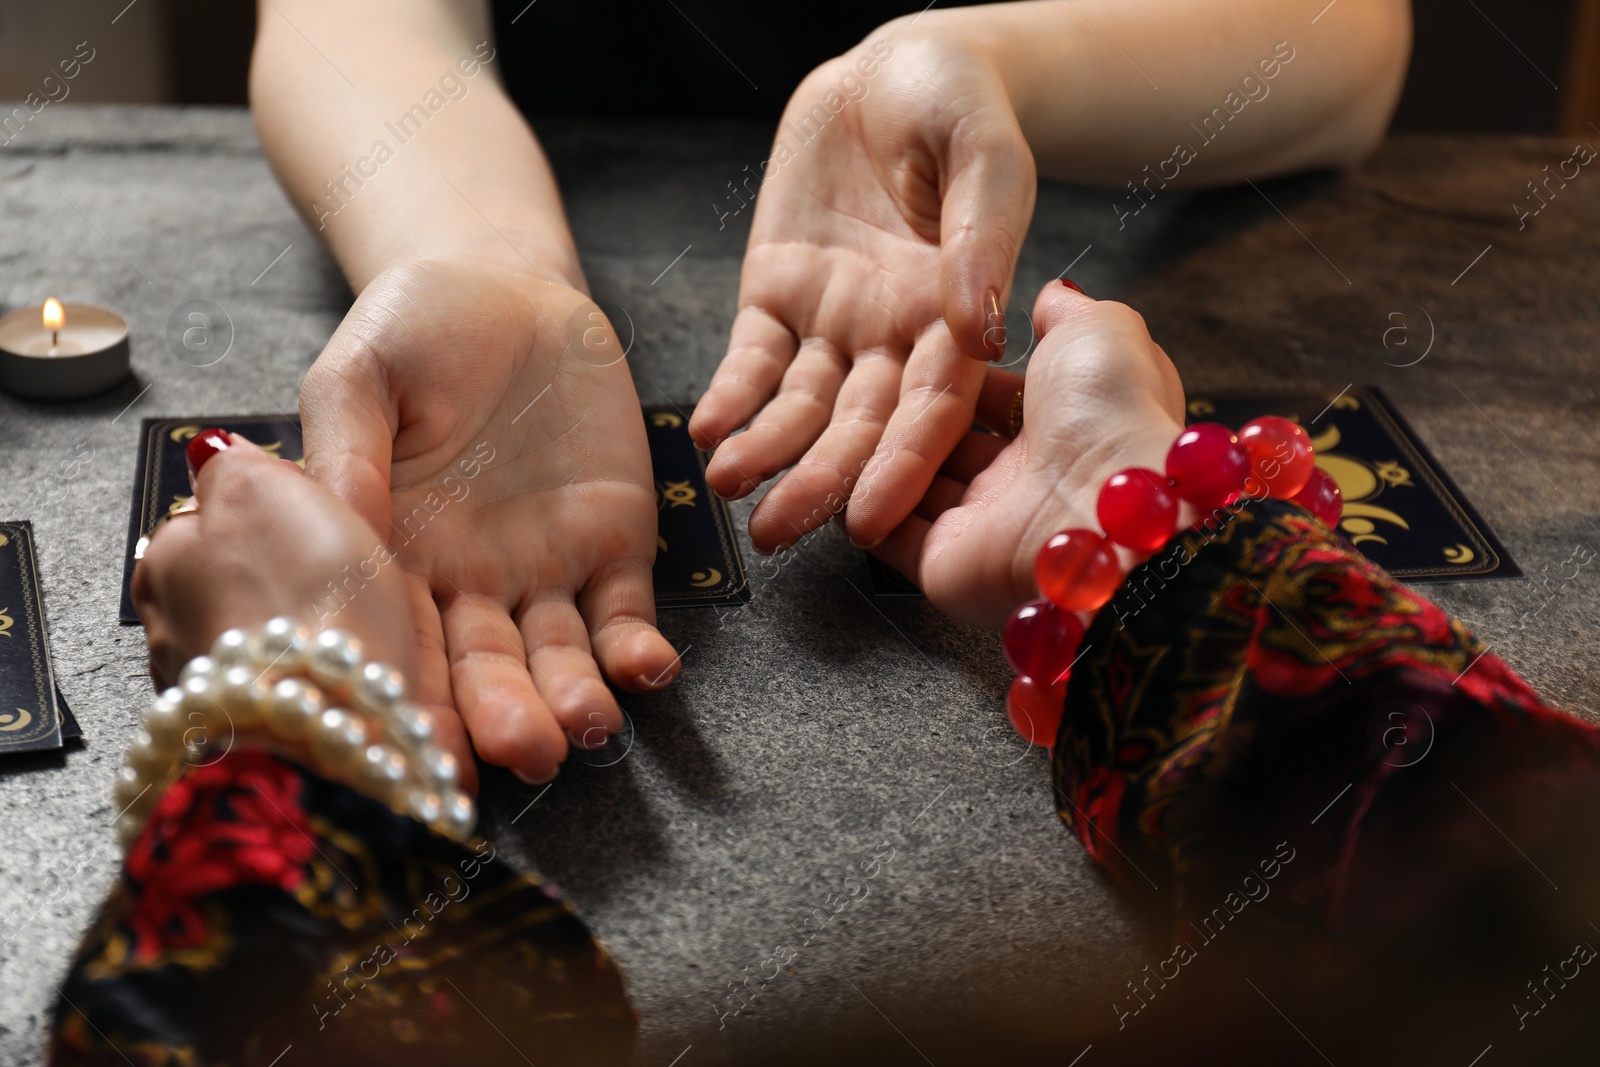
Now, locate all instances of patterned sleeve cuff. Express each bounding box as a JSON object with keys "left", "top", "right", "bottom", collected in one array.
[
  {"left": 1050, "top": 499, "right": 1596, "bottom": 932},
  {"left": 52, "top": 749, "right": 633, "bottom": 1065}
]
